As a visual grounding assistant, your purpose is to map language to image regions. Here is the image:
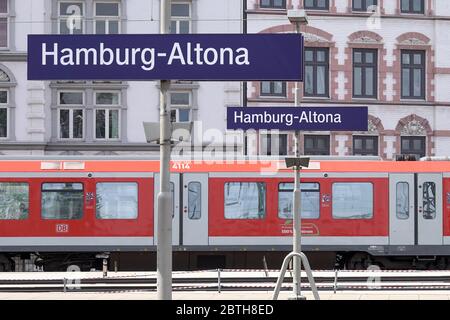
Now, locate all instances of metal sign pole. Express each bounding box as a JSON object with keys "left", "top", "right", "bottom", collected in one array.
[
  {"left": 292, "top": 131, "right": 303, "bottom": 298},
  {"left": 292, "top": 15, "right": 304, "bottom": 300},
  {"left": 157, "top": 0, "right": 172, "bottom": 300}
]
